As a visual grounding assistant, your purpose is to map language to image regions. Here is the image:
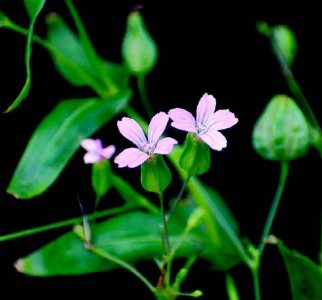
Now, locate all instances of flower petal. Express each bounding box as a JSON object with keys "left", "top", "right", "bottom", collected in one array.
[
  {"left": 208, "top": 109, "right": 238, "bottom": 131},
  {"left": 83, "top": 152, "right": 101, "bottom": 164},
  {"left": 80, "top": 139, "right": 102, "bottom": 152},
  {"left": 102, "top": 145, "right": 116, "bottom": 159},
  {"left": 168, "top": 108, "right": 197, "bottom": 133},
  {"left": 114, "top": 148, "right": 150, "bottom": 168},
  {"left": 196, "top": 93, "right": 216, "bottom": 125},
  {"left": 148, "top": 112, "right": 169, "bottom": 145},
  {"left": 154, "top": 137, "right": 178, "bottom": 154},
  {"left": 117, "top": 117, "right": 147, "bottom": 147},
  {"left": 199, "top": 129, "right": 227, "bottom": 151}
]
